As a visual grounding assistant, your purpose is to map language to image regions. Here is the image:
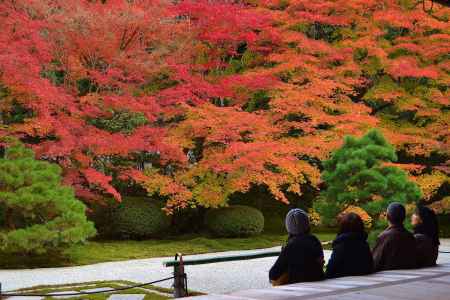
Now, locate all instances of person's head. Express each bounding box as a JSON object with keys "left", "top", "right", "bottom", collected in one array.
[
  {"left": 285, "top": 208, "right": 310, "bottom": 236},
  {"left": 411, "top": 210, "right": 421, "bottom": 227},
  {"left": 386, "top": 202, "right": 406, "bottom": 226},
  {"left": 338, "top": 212, "right": 365, "bottom": 235},
  {"left": 412, "top": 205, "right": 440, "bottom": 245}
]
